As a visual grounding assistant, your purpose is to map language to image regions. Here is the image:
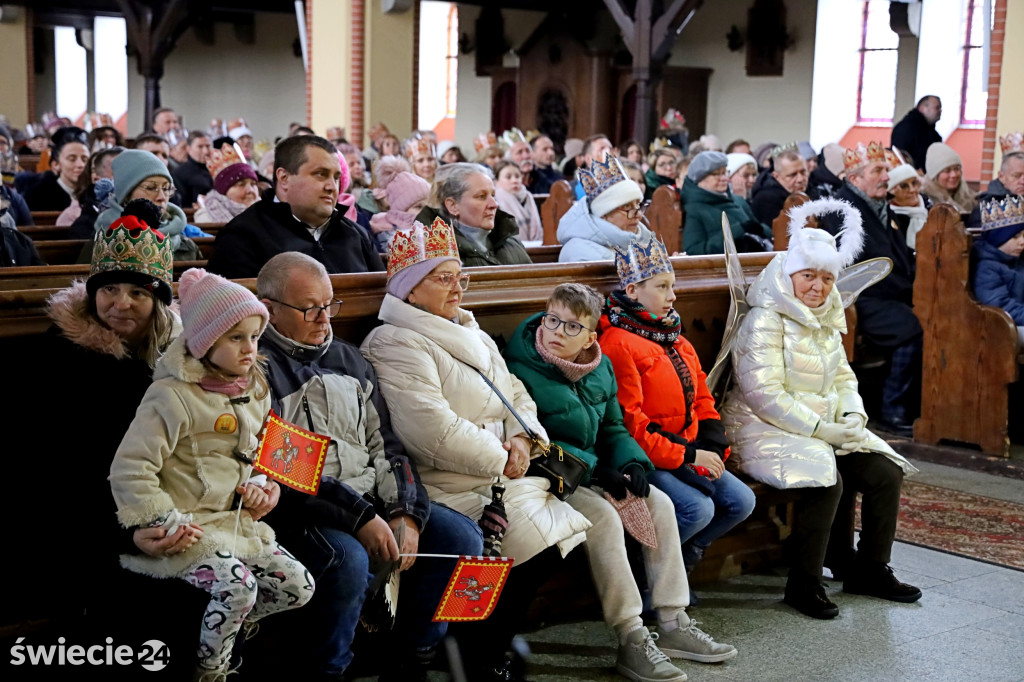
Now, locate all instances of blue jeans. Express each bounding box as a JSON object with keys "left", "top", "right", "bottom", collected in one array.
[
  {"left": 648, "top": 469, "right": 756, "bottom": 557},
  {"left": 396, "top": 503, "right": 484, "bottom": 651}
]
